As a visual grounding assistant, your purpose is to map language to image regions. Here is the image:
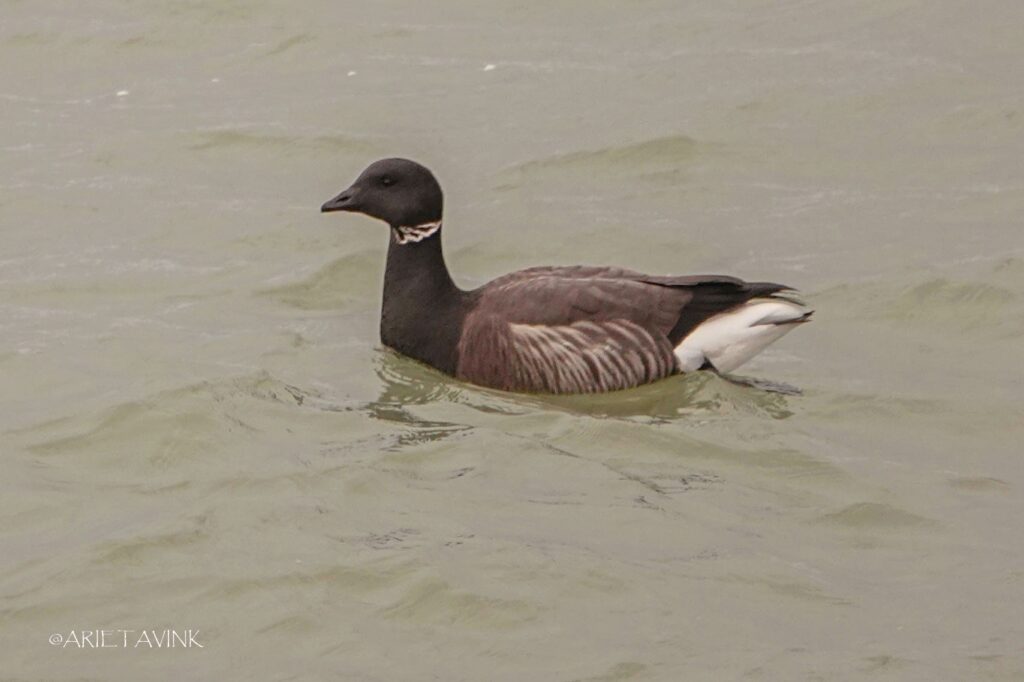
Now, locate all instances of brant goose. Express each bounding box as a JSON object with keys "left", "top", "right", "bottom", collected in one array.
[{"left": 321, "top": 158, "right": 812, "bottom": 395}]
